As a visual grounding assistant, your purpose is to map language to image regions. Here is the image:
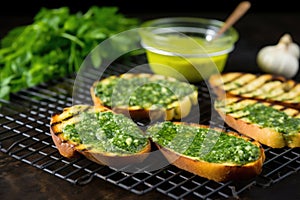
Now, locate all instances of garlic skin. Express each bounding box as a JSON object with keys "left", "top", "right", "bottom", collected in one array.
[{"left": 257, "top": 33, "right": 300, "bottom": 78}]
